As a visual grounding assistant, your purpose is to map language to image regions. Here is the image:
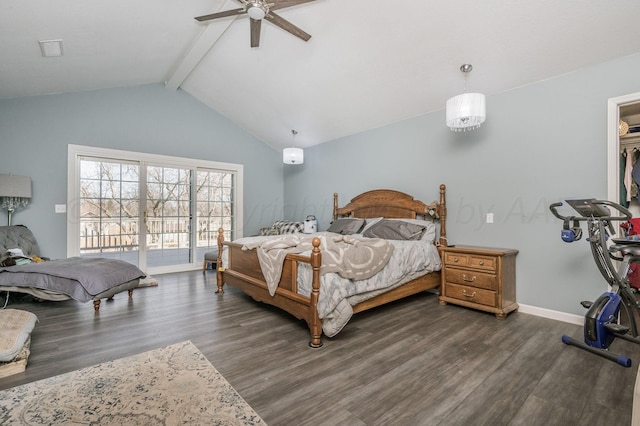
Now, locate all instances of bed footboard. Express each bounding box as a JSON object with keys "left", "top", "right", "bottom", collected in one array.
[{"left": 216, "top": 229, "right": 323, "bottom": 348}]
